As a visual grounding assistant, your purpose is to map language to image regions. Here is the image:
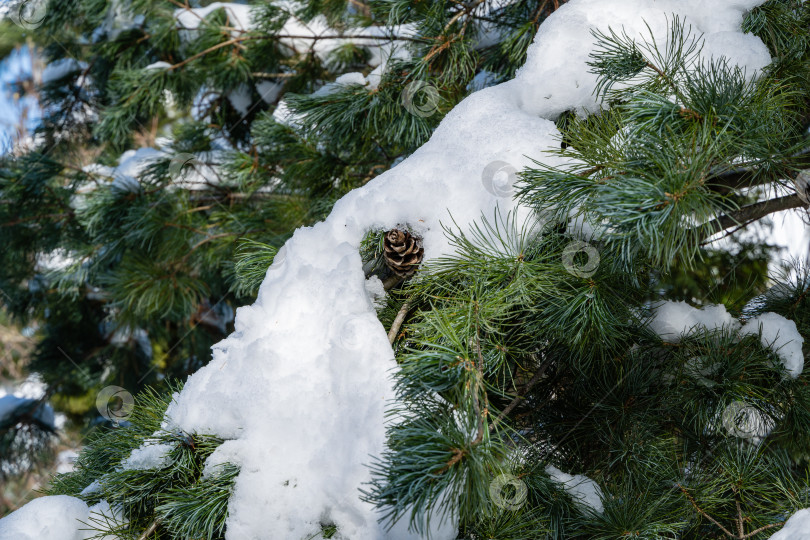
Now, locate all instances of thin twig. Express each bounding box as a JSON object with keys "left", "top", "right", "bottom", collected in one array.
[
  {"left": 388, "top": 301, "right": 411, "bottom": 344},
  {"left": 741, "top": 522, "right": 785, "bottom": 539},
  {"left": 444, "top": 0, "right": 487, "bottom": 32},
  {"left": 137, "top": 520, "right": 160, "bottom": 540},
  {"left": 471, "top": 302, "right": 488, "bottom": 445},
  {"left": 699, "top": 194, "right": 806, "bottom": 241},
  {"left": 489, "top": 359, "right": 551, "bottom": 431},
  {"left": 735, "top": 491, "right": 745, "bottom": 539},
  {"left": 677, "top": 483, "right": 735, "bottom": 538}
]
